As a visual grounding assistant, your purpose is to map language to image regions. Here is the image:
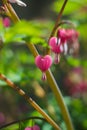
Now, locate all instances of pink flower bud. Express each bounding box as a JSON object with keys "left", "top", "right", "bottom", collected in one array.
[
  {"left": 35, "top": 55, "right": 52, "bottom": 80},
  {"left": 3, "top": 17, "right": 10, "bottom": 27},
  {"left": 25, "top": 125, "right": 40, "bottom": 130},
  {"left": 33, "top": 125, "right": 40, "bottom": 130}
]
